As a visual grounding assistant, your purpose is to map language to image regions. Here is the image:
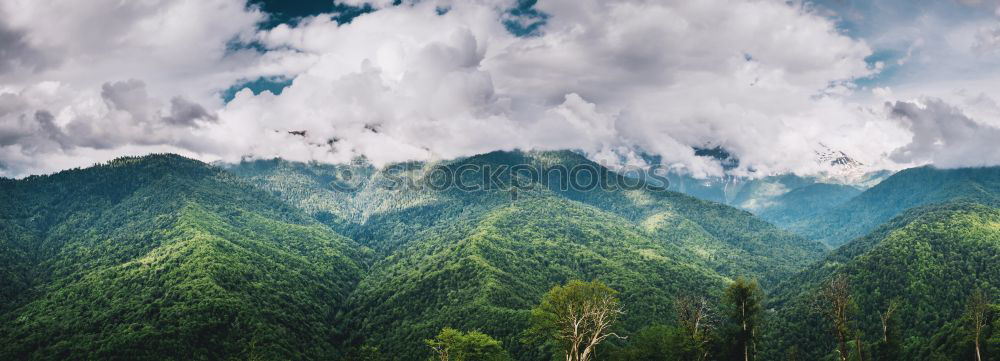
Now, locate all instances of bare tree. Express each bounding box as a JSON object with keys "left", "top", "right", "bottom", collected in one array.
[
  {"left": 966, "top": 290, "right": 990, "bottom": 361},
  {"left": 578, "top": 292, "right": 625, "bottom": 361},
  {"left": 529, "top": 280, "right": 625, "bottom": 361},
  {"left": 878, "top": 300, "right": 900, "bottom": 343},
  {"left": 854, "top": 330, "right": 866, "bottom": 361},
  {"left": 815, "top": 274, "right": 853, "bottom": 361},
  {"left": 676, "top": 295, "right": 715, "bottom": 361}
]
